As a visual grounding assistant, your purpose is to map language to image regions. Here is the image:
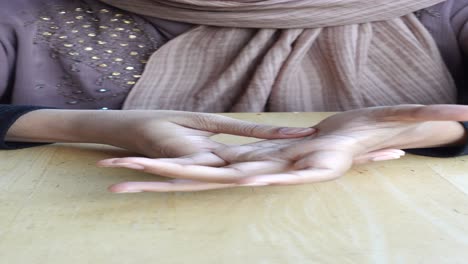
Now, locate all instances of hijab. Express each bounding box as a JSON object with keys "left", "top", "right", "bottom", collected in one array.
[{"left": 102, "top": 0, "right": 455, "bottom": 111}]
